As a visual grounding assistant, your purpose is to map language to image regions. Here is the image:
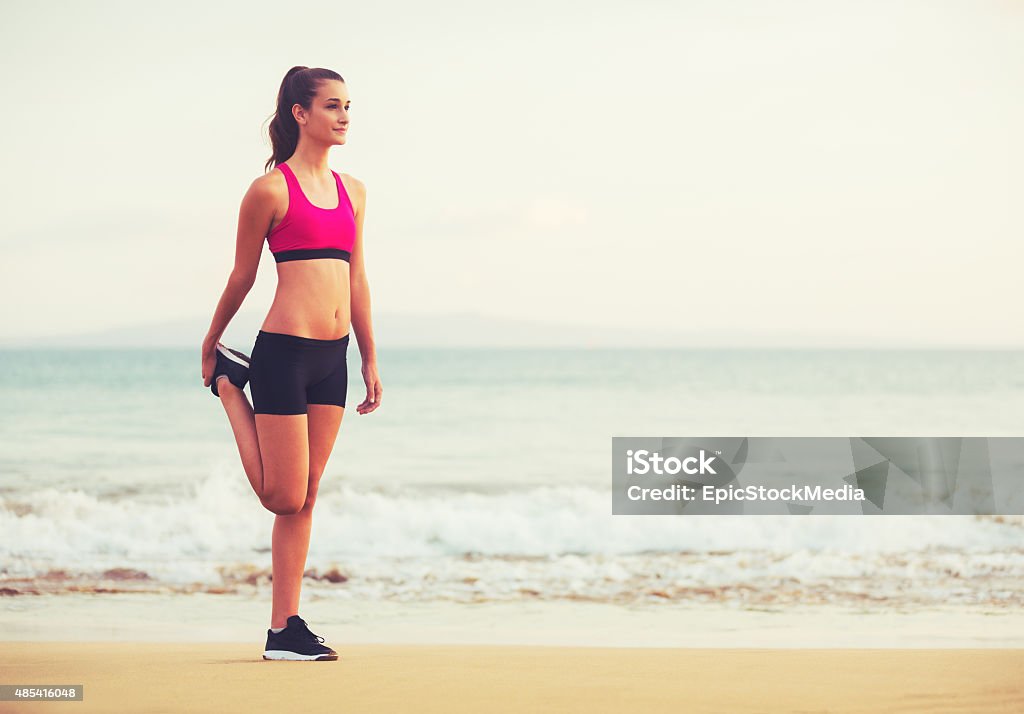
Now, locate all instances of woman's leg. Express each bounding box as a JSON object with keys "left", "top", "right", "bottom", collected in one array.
[
  {"left": 216, "top": 379, "right": 266, "bottom": 498},
  {"left": 268, "top": 403, "right": 345, "bottom": 629},
  {"left": 219, "top": 379, "right": 314, "bottom": 516}
]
